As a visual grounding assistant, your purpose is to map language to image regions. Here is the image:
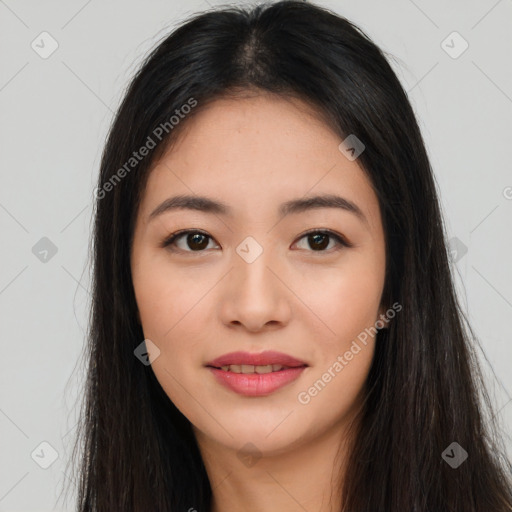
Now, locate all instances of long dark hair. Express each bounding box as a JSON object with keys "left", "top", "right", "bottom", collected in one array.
[{"left": 66, "top": 1, "right": 512, "bottom": 510}]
